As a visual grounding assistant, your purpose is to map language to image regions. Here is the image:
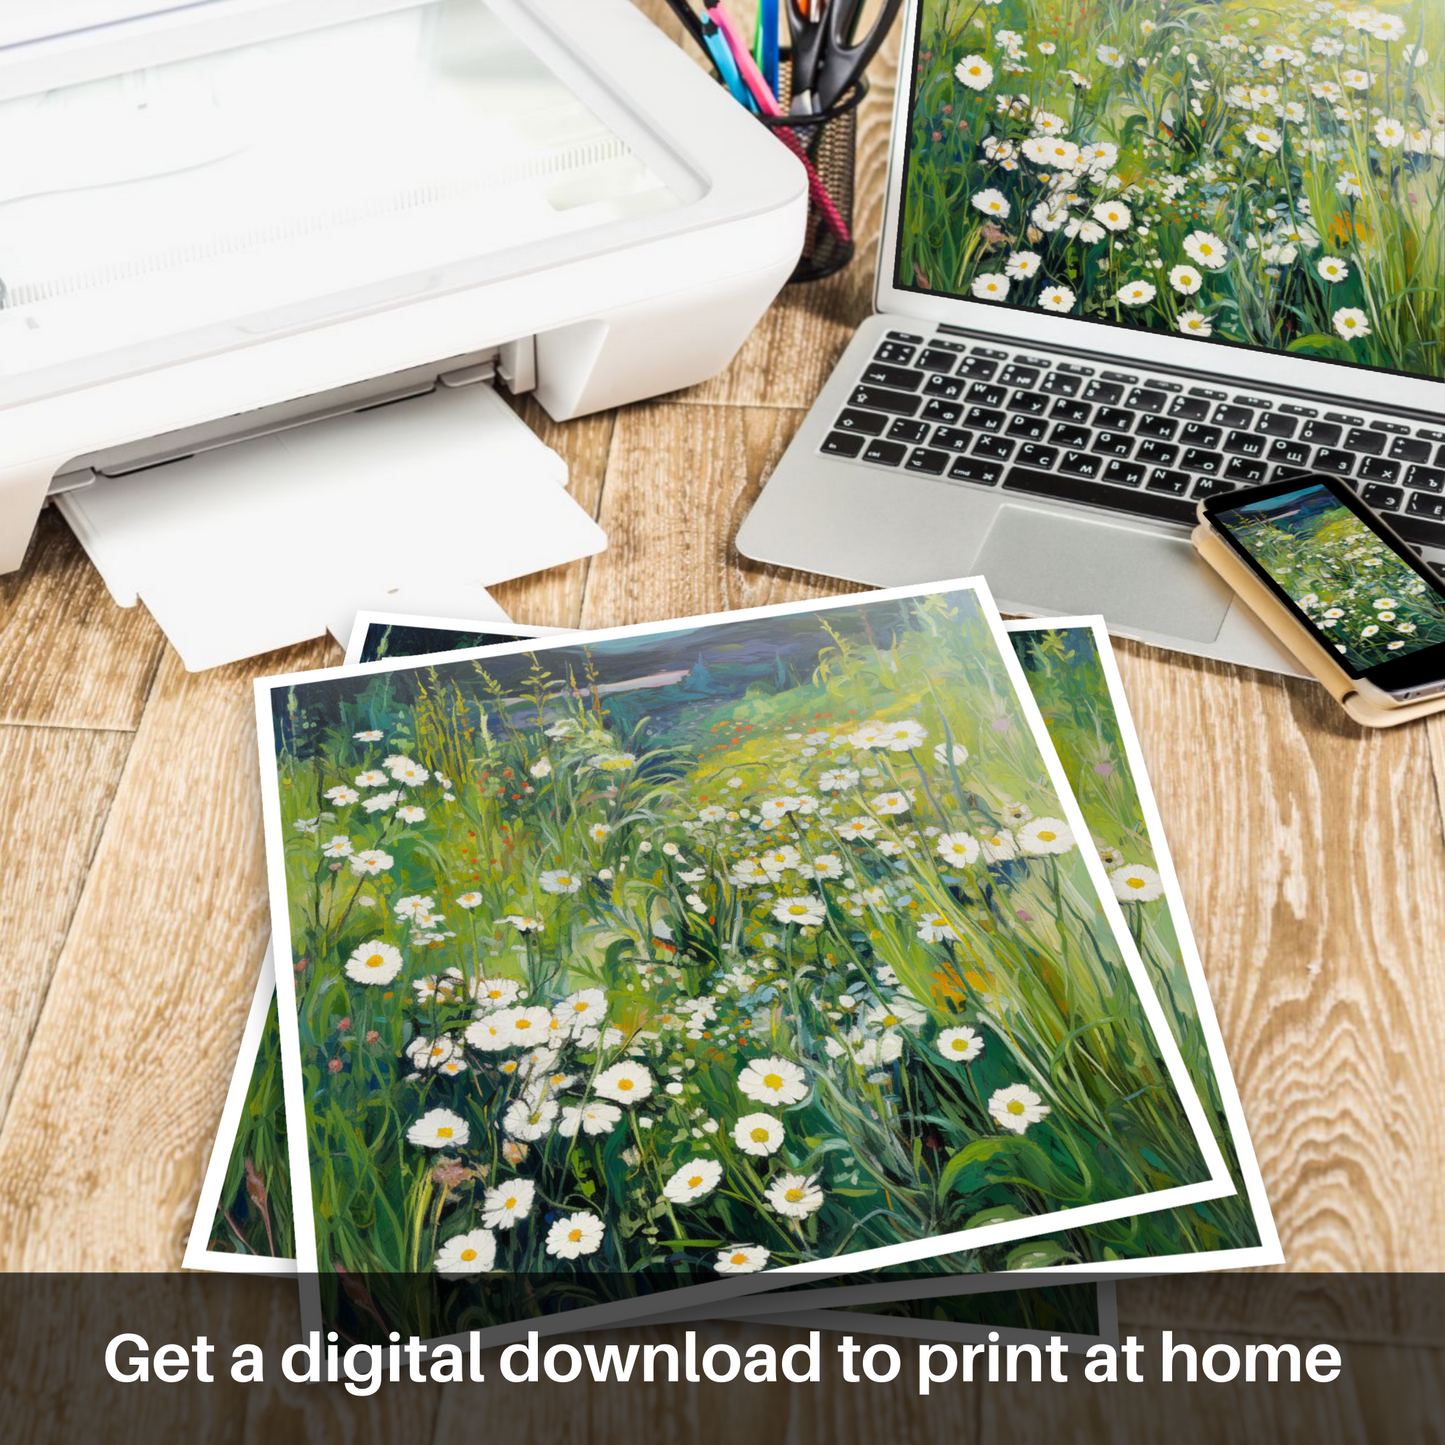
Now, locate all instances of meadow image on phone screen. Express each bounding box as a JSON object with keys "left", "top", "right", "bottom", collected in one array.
[{"left": 1215, "top": 483, "right": 1445, "bottom": 670}]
